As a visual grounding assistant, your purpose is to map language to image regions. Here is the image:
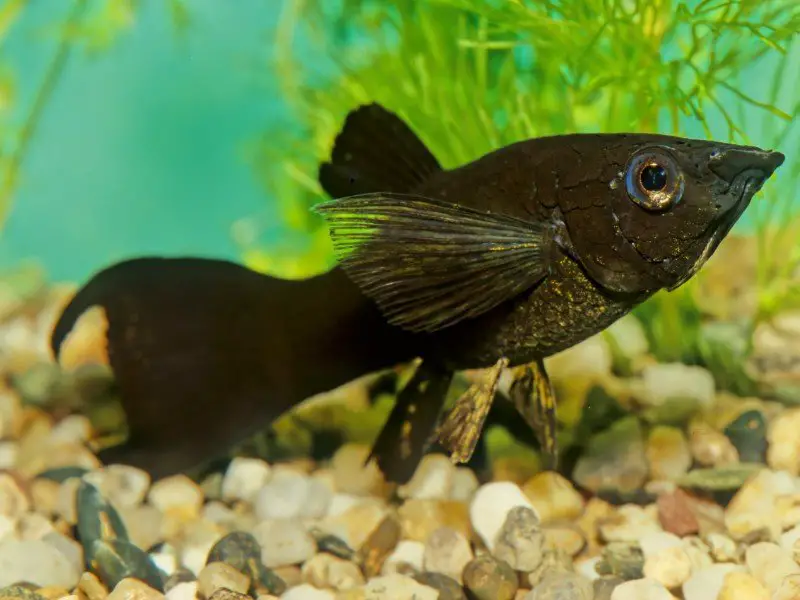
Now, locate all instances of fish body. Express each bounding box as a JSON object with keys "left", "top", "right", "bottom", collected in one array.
[{"left": 50, "top": 103, "right": 784, "bottom": 480}]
